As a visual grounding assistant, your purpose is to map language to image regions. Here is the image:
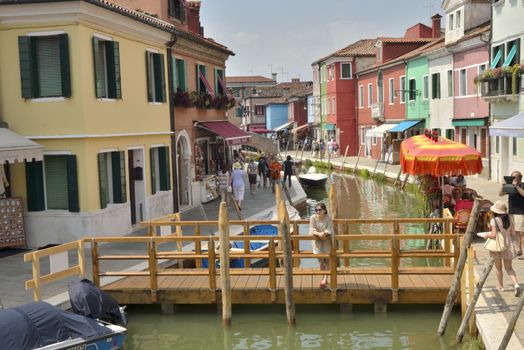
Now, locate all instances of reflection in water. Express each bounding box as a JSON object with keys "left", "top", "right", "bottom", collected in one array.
[{"left": 125, "top": 174, "right": 463, "bottom": 349}]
